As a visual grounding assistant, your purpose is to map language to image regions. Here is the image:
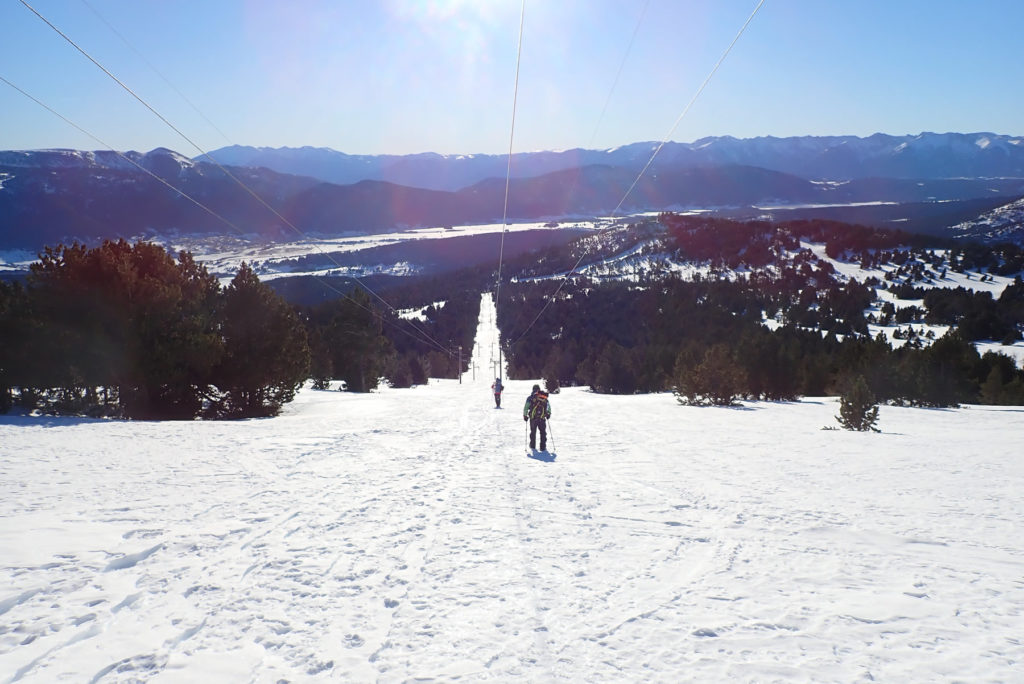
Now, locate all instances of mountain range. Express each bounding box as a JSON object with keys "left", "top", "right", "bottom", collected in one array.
[
  {"left": 2, "top": 133, "right": 1024, "bottom": 253},
  {"left": 201, "top": 132, "right": 1024, "bottom": 192}
]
